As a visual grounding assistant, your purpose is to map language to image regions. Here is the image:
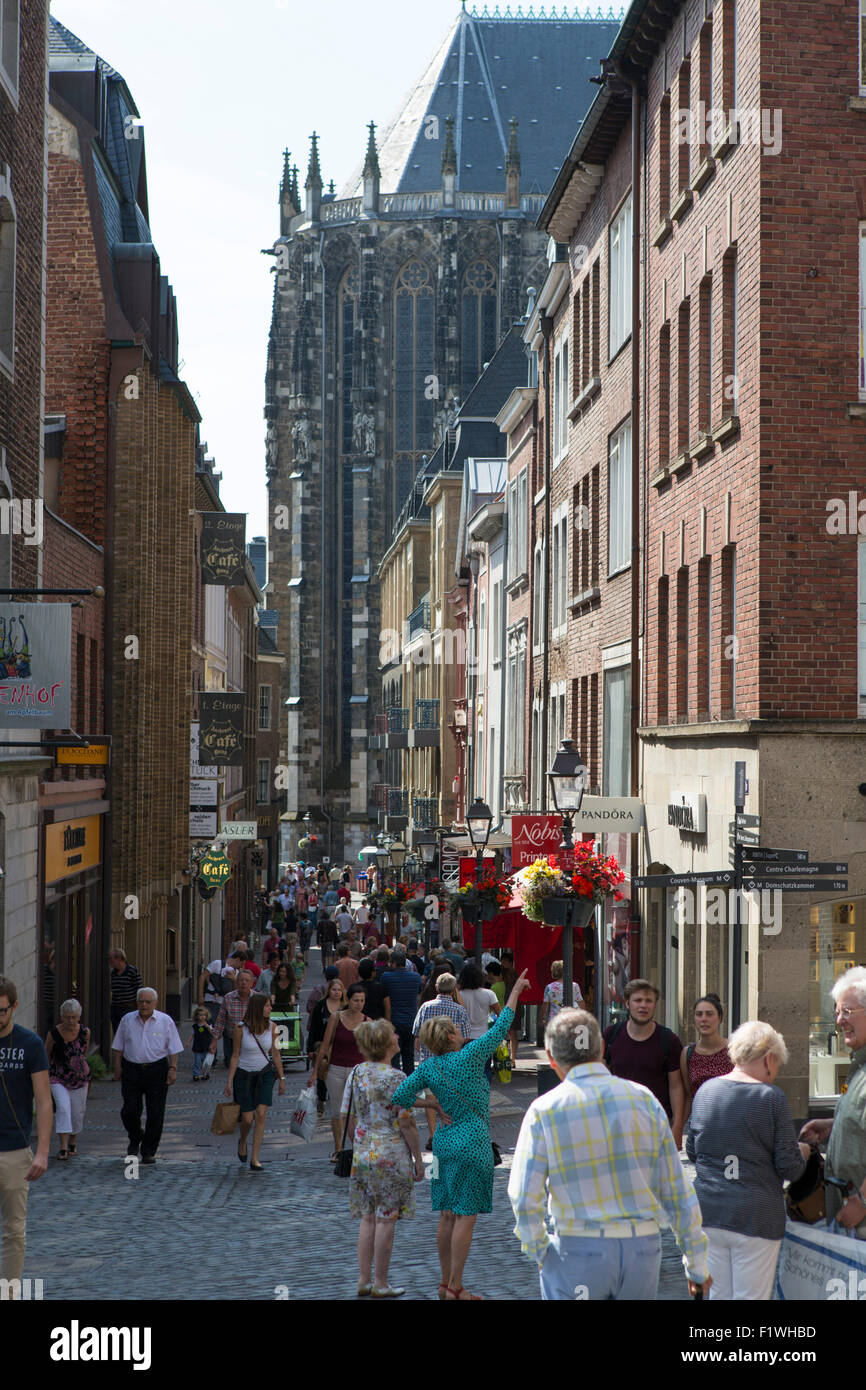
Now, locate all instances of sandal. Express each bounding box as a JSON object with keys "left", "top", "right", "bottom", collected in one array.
[
  {"left": 68, "top": 1139, "right": 77, "bottom": 1155},
  {"left": 445, "top": 1285, "right": 482, "bottom": 1301},
  {"left": 57, "top": 1149, "right": 69, "bottom": 1161},
  {"left": 329, "top": 1152, "right": 337, "bottom": 1163},
  {"left": 437, "top": 1282, "right": 449, "bottom": 1300}
]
